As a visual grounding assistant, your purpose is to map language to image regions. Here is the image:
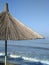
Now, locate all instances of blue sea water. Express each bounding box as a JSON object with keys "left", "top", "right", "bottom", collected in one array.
[{"left": 0, "top": 38, "right": 49, "bottom": 65}]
